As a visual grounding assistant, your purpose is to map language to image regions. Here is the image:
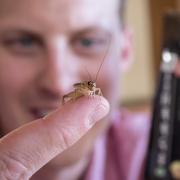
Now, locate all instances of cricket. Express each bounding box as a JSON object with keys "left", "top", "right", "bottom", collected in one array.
[{"left": 62, "top": 39, "right": 110, "bottom": 104}]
